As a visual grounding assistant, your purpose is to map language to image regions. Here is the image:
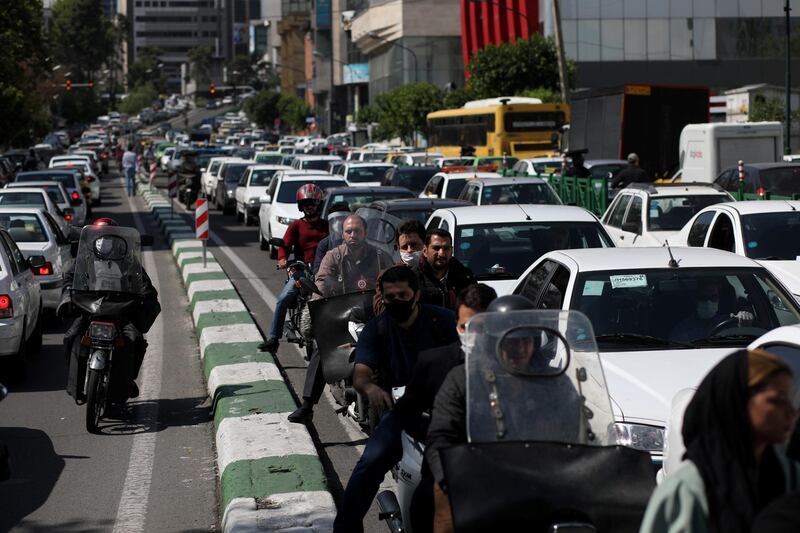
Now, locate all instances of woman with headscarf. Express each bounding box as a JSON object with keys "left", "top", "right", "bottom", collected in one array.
[{"left": 640, "top": 349, "right": 799, "bottom": 533}]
